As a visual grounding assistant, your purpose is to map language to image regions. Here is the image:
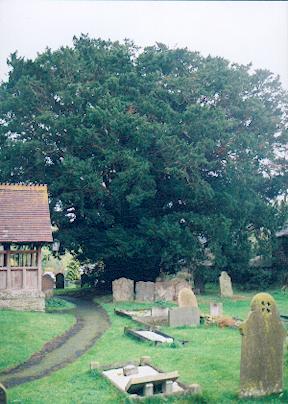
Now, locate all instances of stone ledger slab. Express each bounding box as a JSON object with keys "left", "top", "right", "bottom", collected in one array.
[
  {"left": 112, "top": 277, "right": 134, "bottom": 301},
  {"left": 239, "top": 292, "right": 287, "bottom": 398},
  {"left": 169, "top": 307, "right": 200, "bottom": 327},
  {"left": 135, "top": 281, "right": 155, "bottom": 302}
]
